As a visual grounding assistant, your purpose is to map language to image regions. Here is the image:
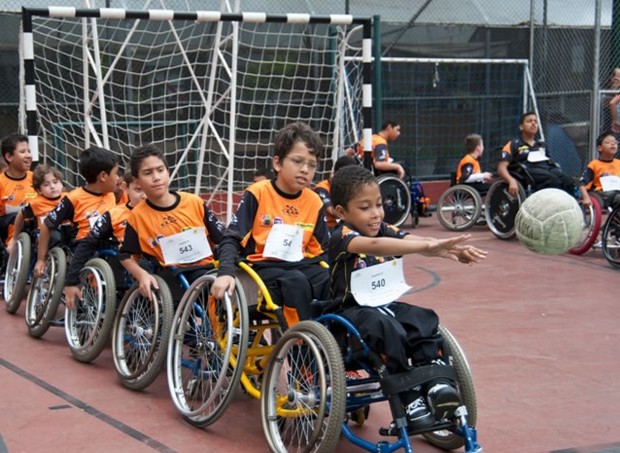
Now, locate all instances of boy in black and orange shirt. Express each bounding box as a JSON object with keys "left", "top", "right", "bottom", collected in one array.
[
  {"left": 455, "top": 134, "right": 493, "bottom": 194},
  {"left": 63, "top": 172, "right": 146, "bottom": 309},
  {"left": 211, "top": 122, "right": 330, "bottom": 327},
  {"left": 579, "top": 130, "right": 620, "bottom": 210},
  {"left": 34, "top": 147, "right": 119, "bottom": 279},
  {"left": 0, "top": 134, "right": 36, "bottom": 246},
  {"left": 118, "top": 144, "right": 225, "bottom": 299}
]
